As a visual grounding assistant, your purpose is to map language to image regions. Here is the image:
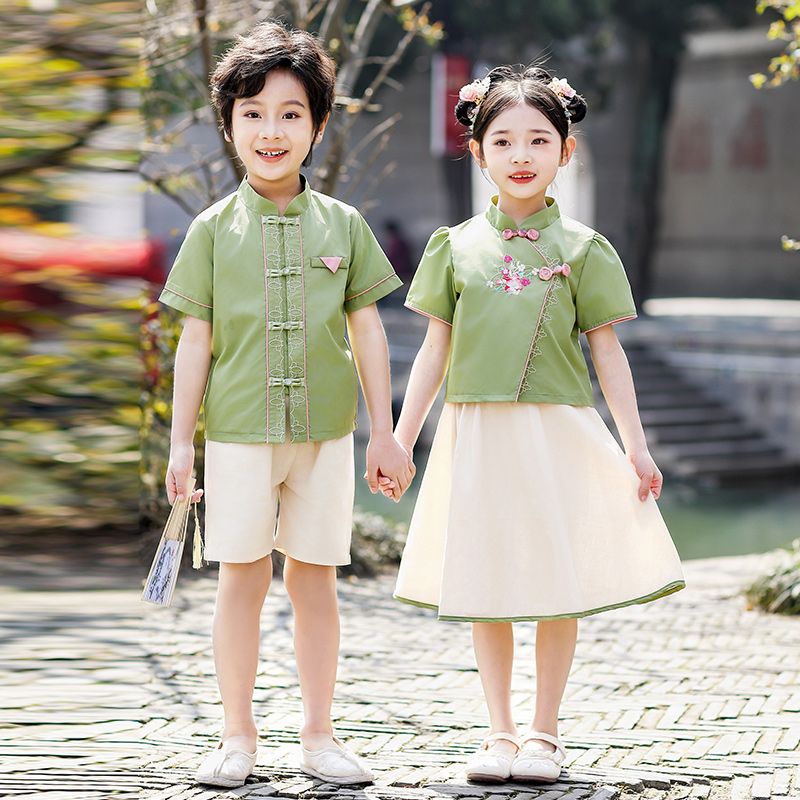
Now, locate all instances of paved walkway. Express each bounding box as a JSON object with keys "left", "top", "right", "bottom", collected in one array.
[{"left": 1, "top": 543, "right": 799, "bottom": 800}]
